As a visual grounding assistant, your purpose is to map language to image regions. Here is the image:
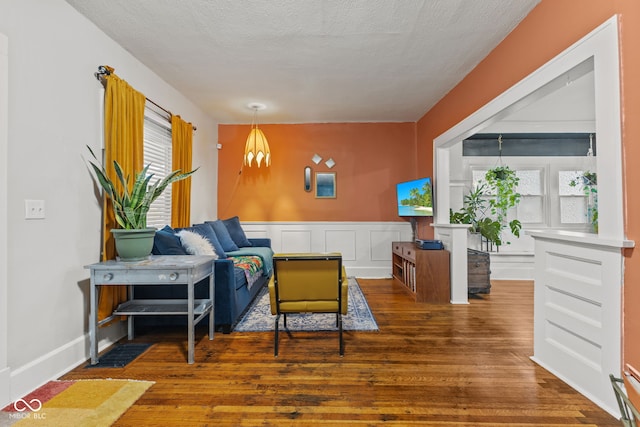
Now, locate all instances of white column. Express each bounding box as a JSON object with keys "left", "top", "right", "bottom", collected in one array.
[{"left": 433, "top": 224, "right": 470, "bottom": 304}]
